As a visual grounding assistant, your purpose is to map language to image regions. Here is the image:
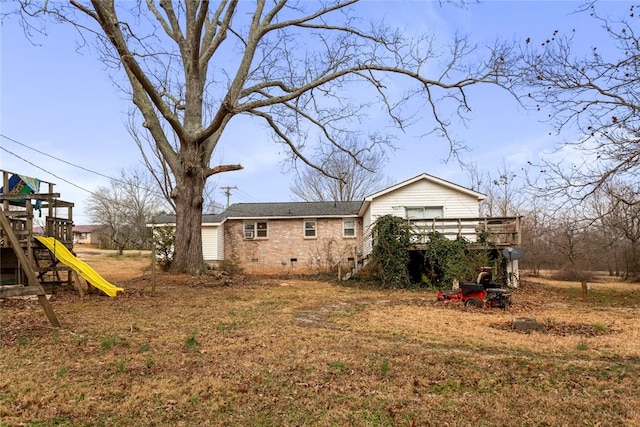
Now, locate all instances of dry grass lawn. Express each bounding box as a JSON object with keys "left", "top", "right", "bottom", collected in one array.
[{"left": 1, "top": 249, "right": 640, "bottom": 426}]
